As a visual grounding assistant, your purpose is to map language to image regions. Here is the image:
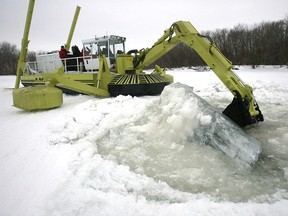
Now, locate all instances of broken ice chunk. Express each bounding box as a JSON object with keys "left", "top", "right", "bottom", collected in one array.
[{"left": 170, "top": 83, "right": 262, "bottom": 167}]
